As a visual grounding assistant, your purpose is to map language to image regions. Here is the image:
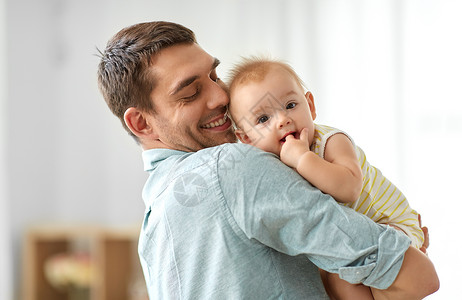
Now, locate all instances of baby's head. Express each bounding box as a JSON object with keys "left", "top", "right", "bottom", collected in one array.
[{"left": 227, "top": 57, "right": 317, "bottom": 156}]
